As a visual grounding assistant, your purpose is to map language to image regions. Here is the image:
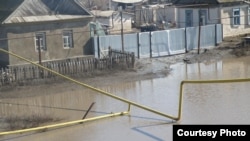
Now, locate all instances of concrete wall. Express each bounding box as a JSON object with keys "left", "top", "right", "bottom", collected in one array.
[
  {"left": 1, "top": 17, "right": 93, "bottom": 66},
  {"left": 221, "top": 4, "right": 250, "bottom": 37}
]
